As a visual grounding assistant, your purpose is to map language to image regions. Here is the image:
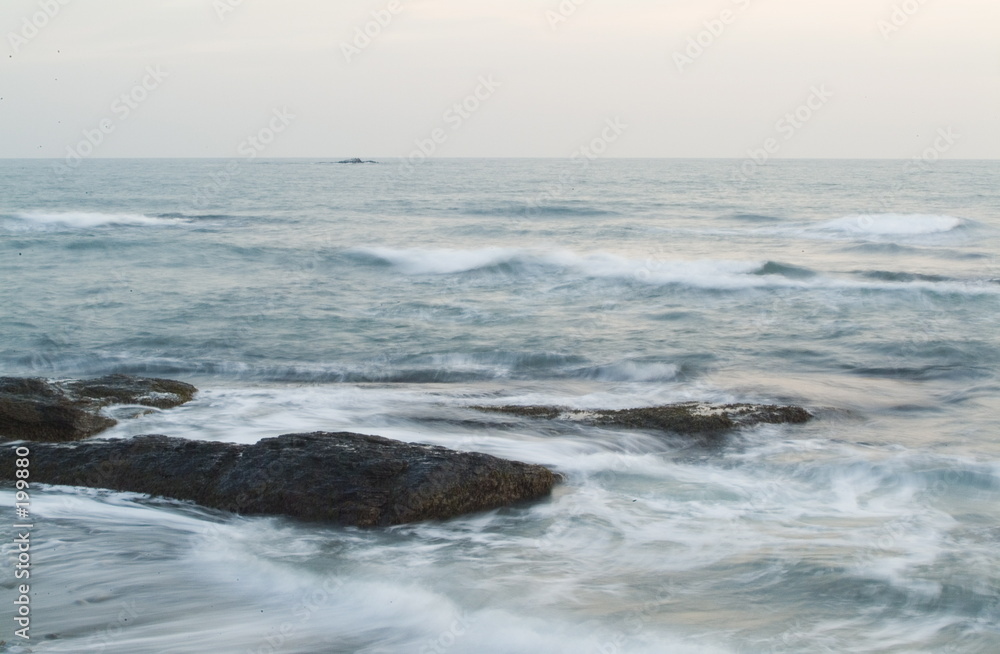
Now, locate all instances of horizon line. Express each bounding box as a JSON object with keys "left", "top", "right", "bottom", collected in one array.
[{"left": 2, "top": 156, "right": 999, "bottom": 162}]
